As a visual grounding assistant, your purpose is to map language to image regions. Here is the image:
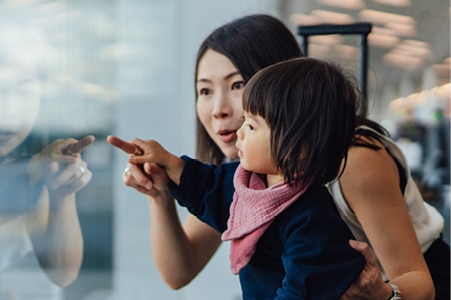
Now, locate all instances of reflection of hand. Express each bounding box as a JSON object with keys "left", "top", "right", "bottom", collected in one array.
[
  {"left": 28, "top": 135, "right": 95, "bottom": 197},
  {"left": 340, "top": 240, "right": 389, "bottom": 300}
]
